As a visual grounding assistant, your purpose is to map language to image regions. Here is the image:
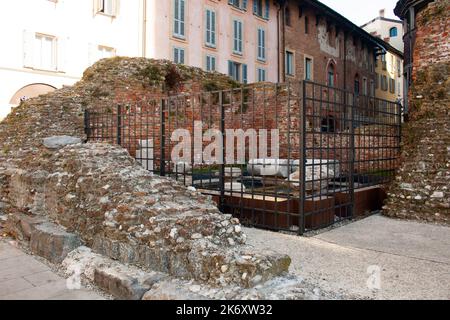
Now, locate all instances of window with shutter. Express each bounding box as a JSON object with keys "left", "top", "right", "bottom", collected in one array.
[
  {"left": 257, "top": 28, "right": 266, "bottom": 61},
  {"left": 174, "top": 0, "right": 186, "bottom": 39},
  {"left": 173, "top": 47, "right": 185, "bottom": 64},
  {"left": 205, "top": 9, "right": 216, "bottom": 47},
  {"left": 233, "top": 20, "right": 243, "bottom": 54},
  {"left": 206, "top": 55, "right": 216, "bottom": 72}
]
